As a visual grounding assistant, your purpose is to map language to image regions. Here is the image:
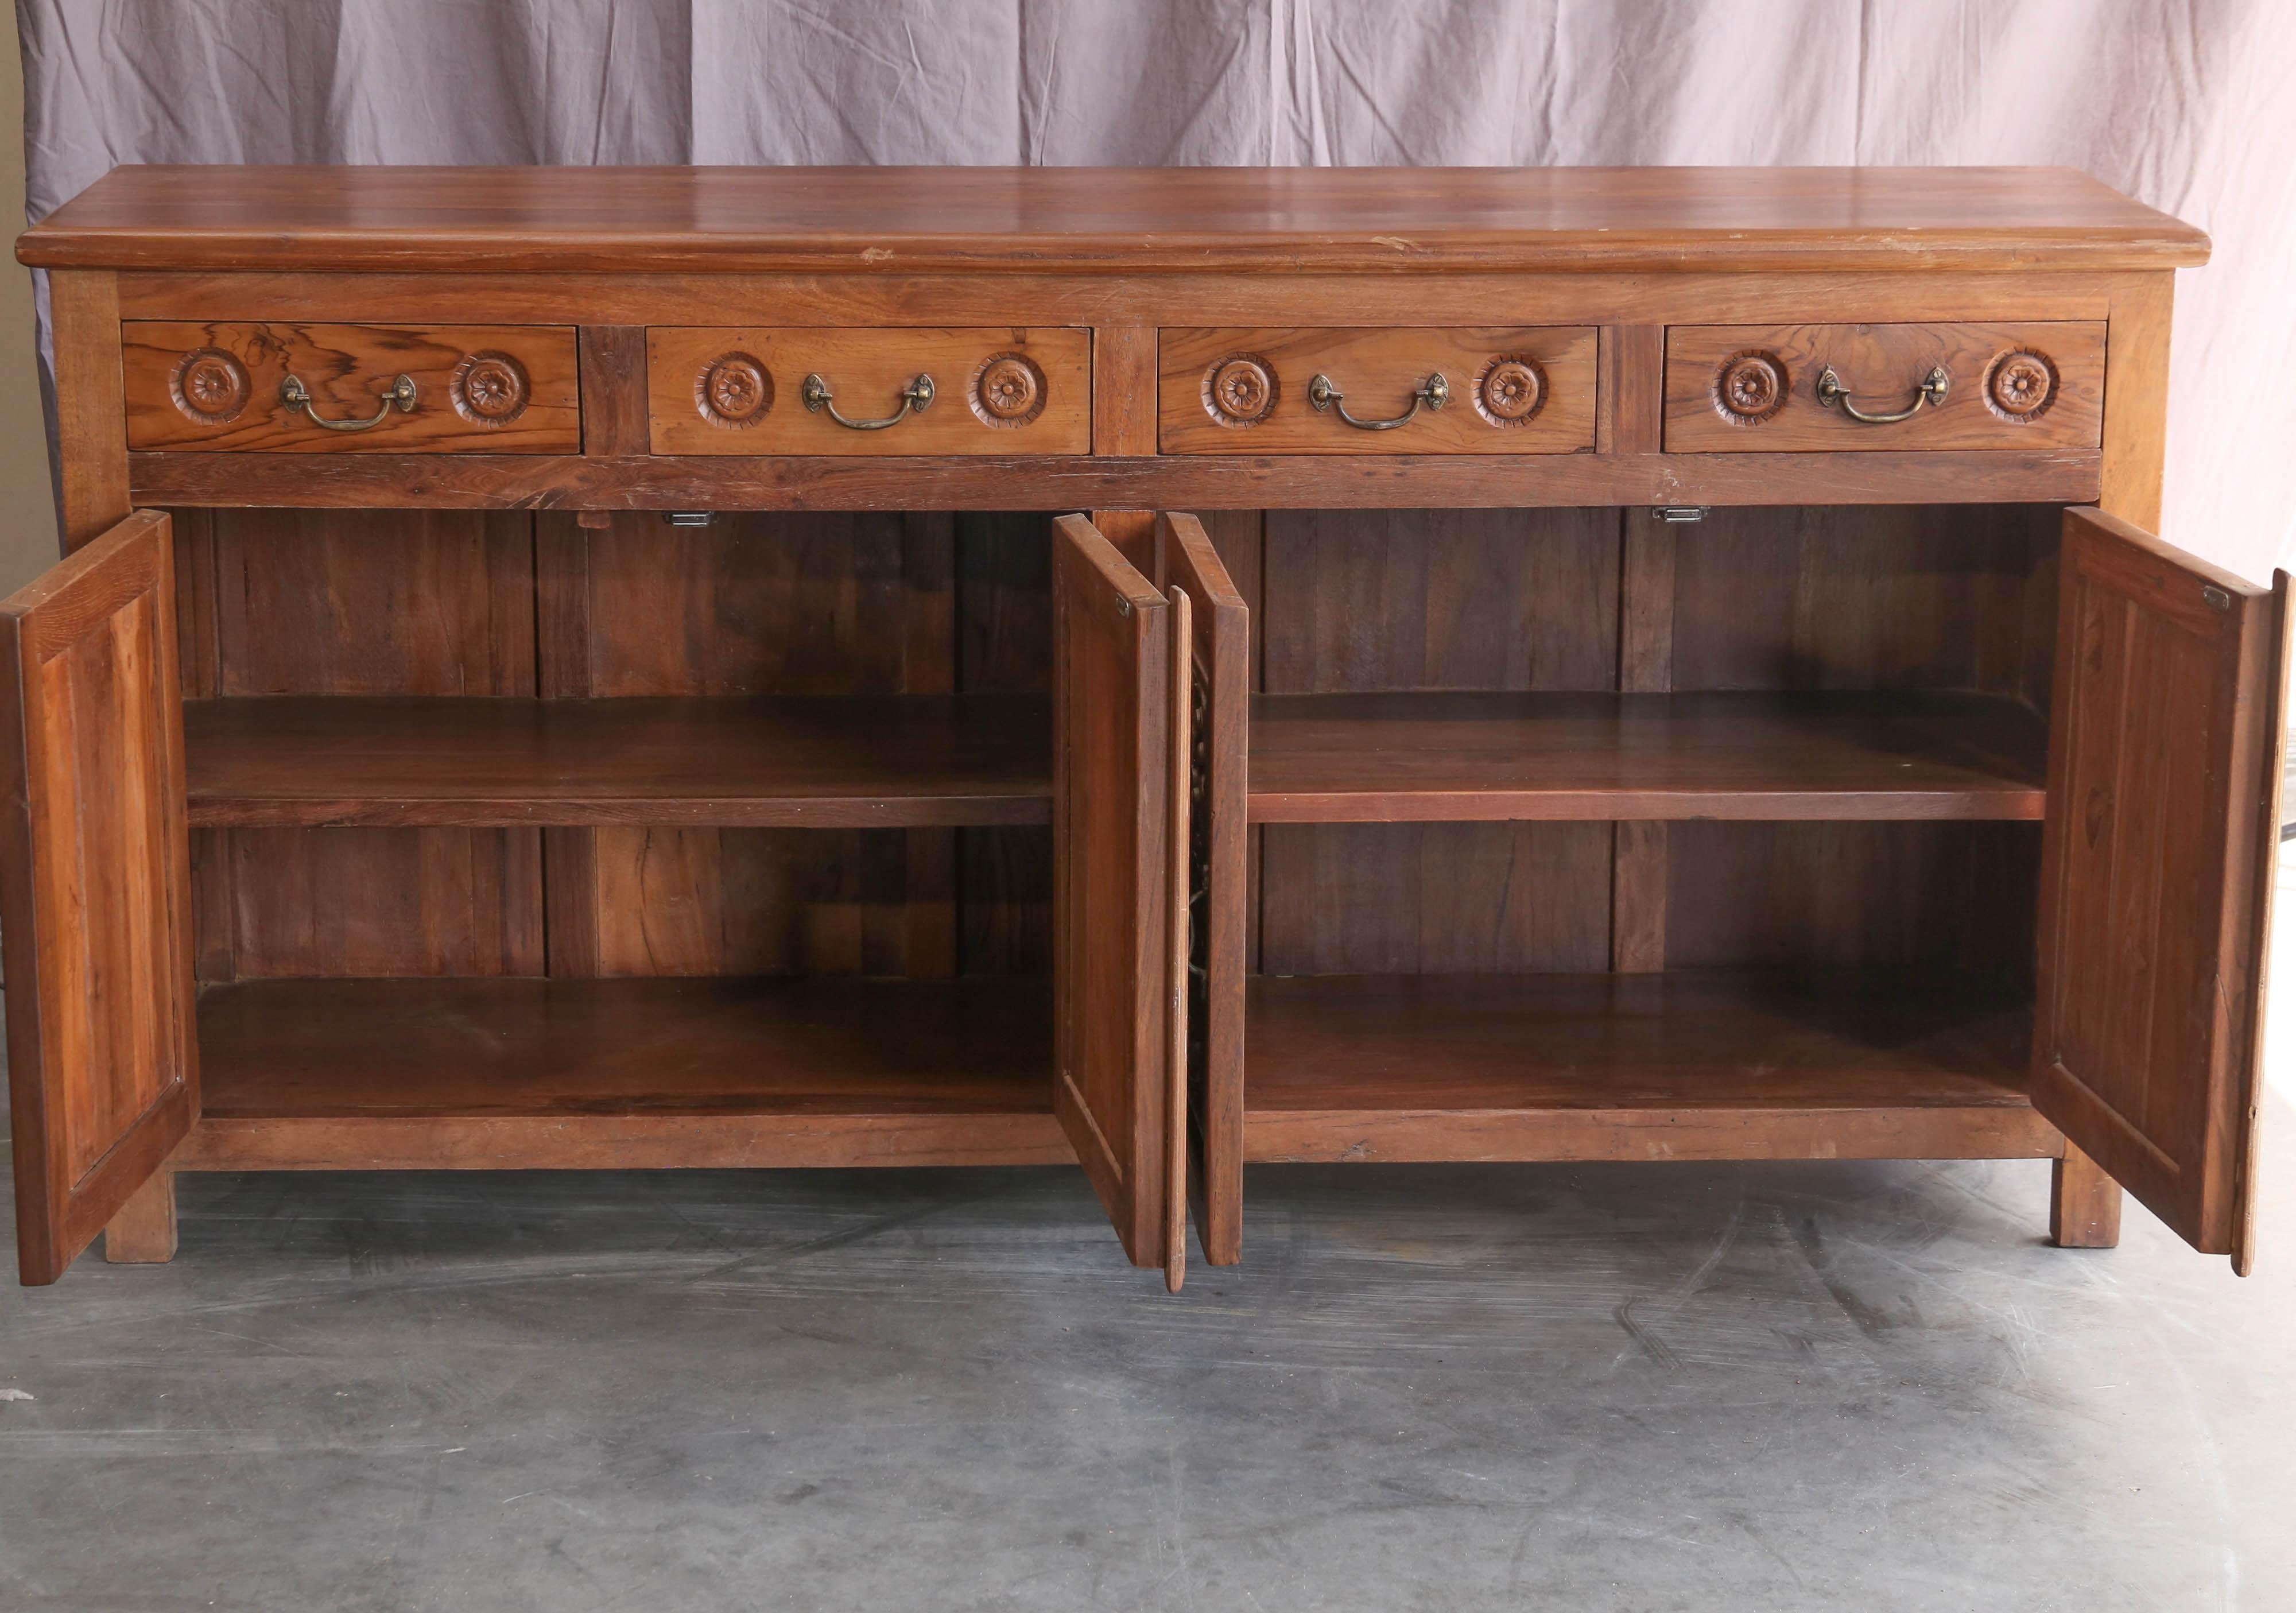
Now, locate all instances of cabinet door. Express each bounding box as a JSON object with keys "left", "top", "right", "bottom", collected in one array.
[
  {"left": 1053, "top": 514, "right": 1184, "bottom": 1282},
  {"left": 1, "top": 511, "right": 197, "bottom": 1285},
  {"left": 2033, "top": 507, "right": 2289, "bottom": 1271},
  {"left": 1155, "top": 513, "right": 1249, "bottom": 1266}
]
